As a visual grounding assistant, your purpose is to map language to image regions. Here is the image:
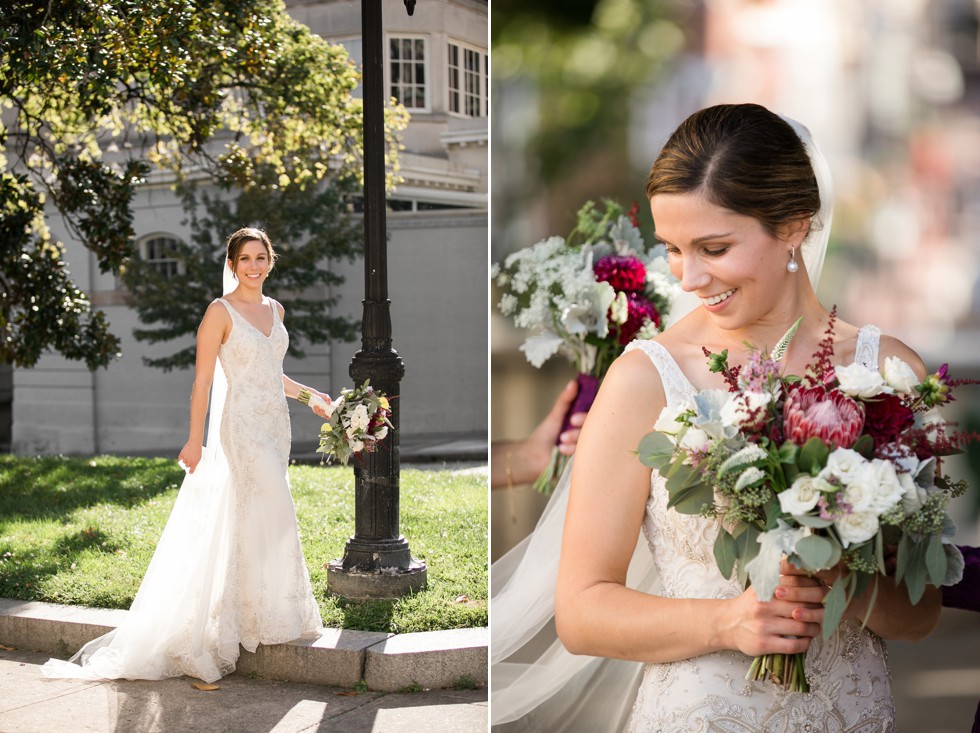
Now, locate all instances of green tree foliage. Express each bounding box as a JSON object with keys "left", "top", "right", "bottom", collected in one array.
[
  {"left": 492, "top": 0, "right": 684, "bottom": 181},
  {"left": 124, "top": 176, "right": 363, "bottom": 371},
  {"left": 0, "top": 0, "right": 405, "bottom": 369}
]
